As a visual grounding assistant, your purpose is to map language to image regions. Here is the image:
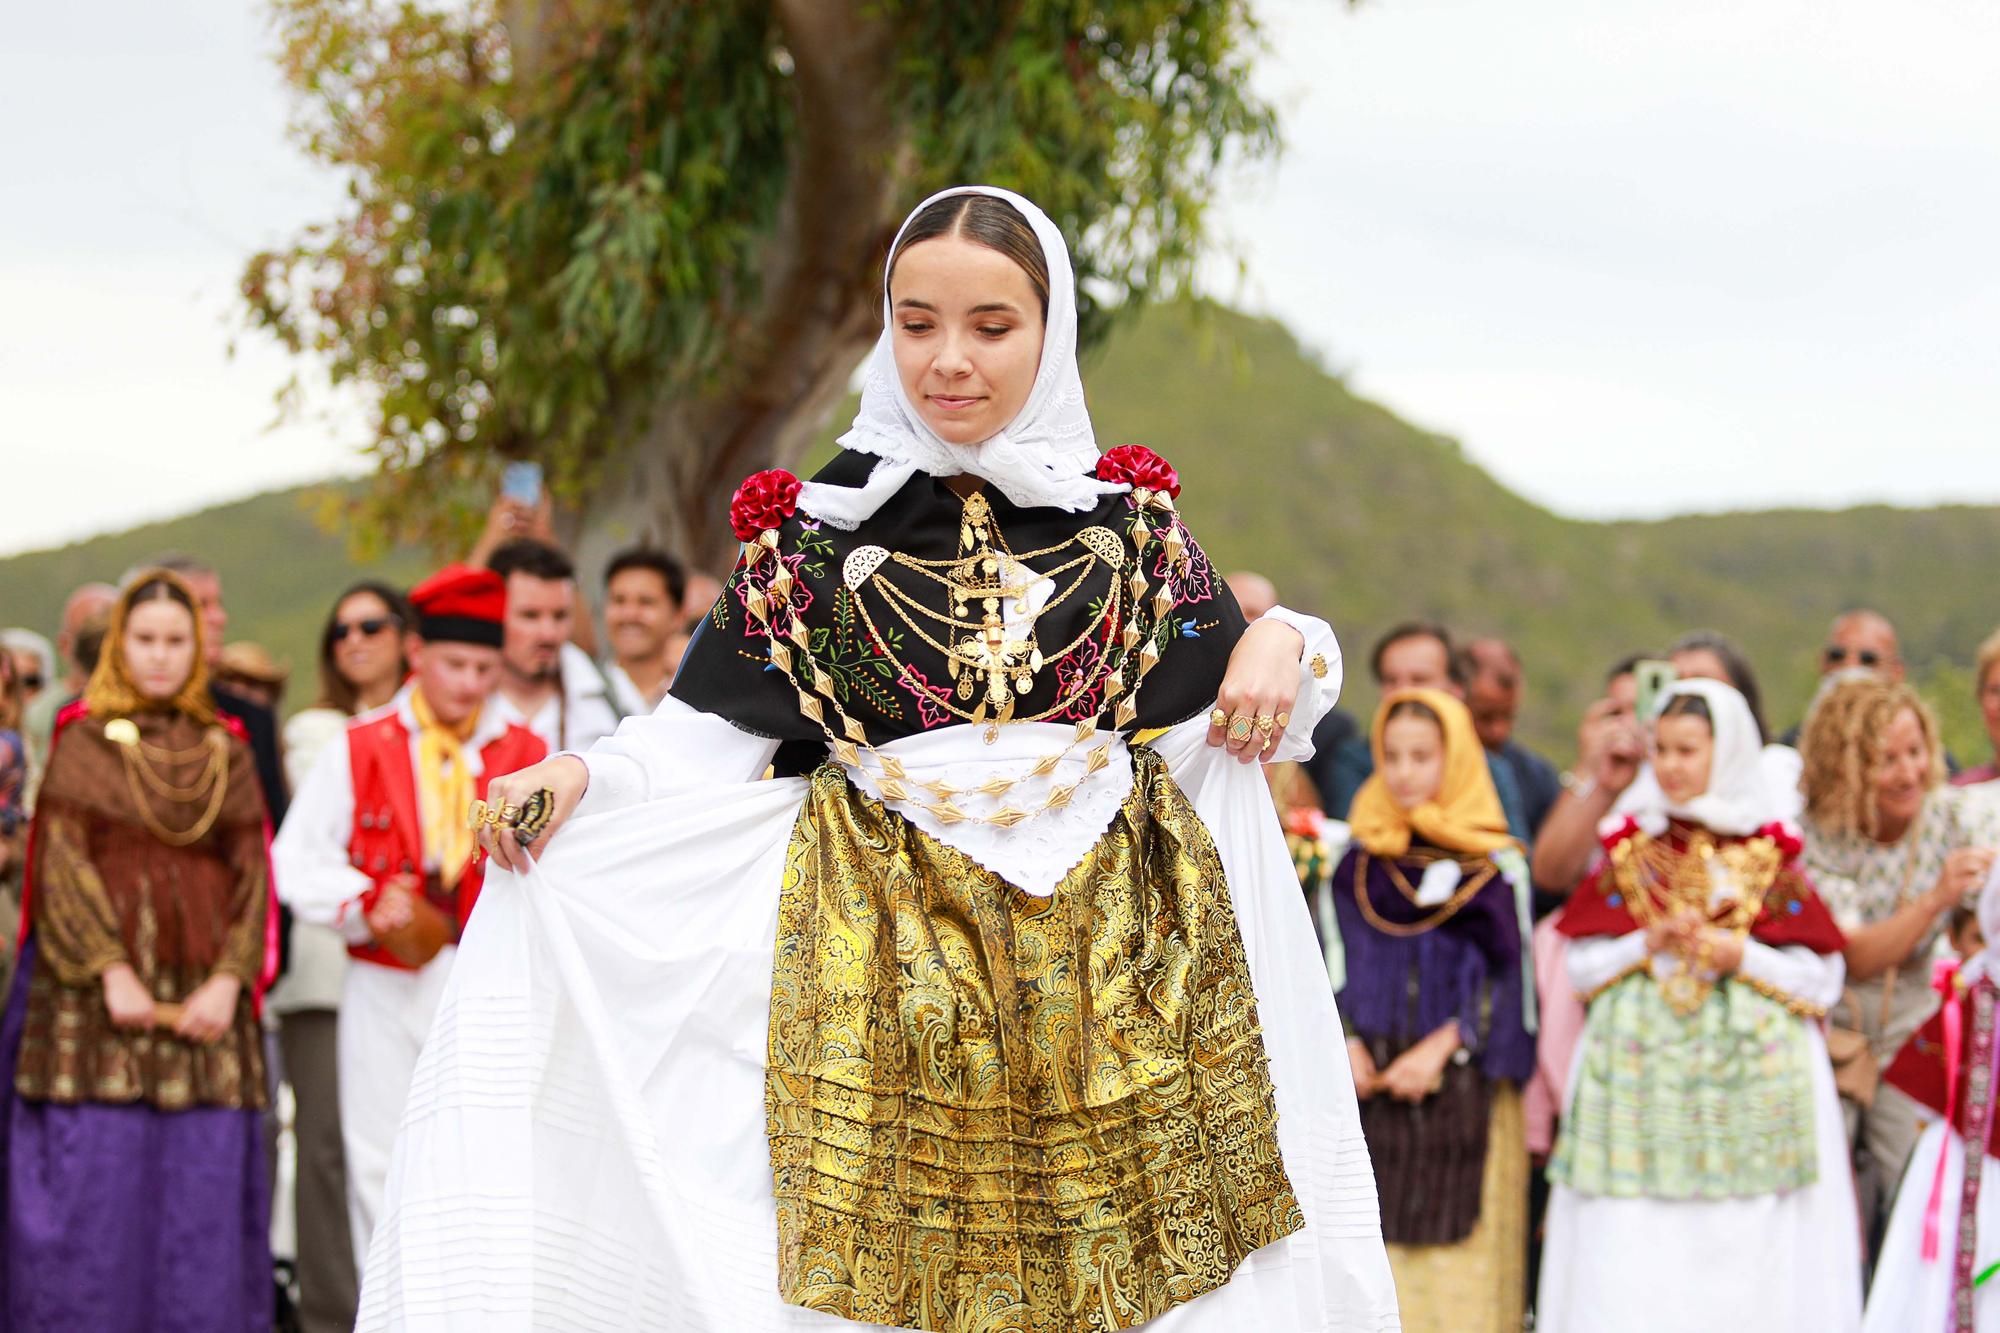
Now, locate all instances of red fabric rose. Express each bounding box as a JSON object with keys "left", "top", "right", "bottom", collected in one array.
[
  {"left": 1095, "top": 445, "right": 1180, "bottom": 498},
  {"left": 729, "top": 469, "right": 803, "bottom": 541},
  {"left": 1599, "top": 816, "right": 1642, "bottom": 853},
  {"left": 1760, "top": 821, "right": 1805, "bottom": 862}
]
